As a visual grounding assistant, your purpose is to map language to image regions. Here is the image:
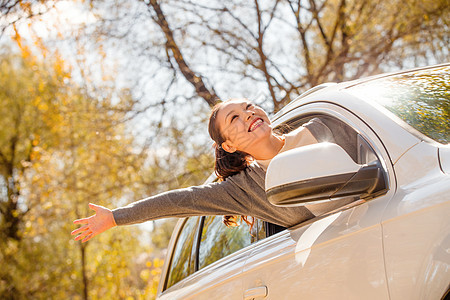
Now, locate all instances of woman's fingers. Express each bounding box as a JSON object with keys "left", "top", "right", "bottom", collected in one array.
[
  {"left": 73, "top": 217, "right": 89, "bottom": 225},
  {"left": 75, "top": 229, "right": 92, "bottom": 241},
  {"left": 71, "top": 224, "right": 89, "bottom": 236},
  {"left": 89, "top": 203, "right": 101, "bottom": 211},
  {"left": 81, "top": 233, "right": 94, "bottom": 243}
]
